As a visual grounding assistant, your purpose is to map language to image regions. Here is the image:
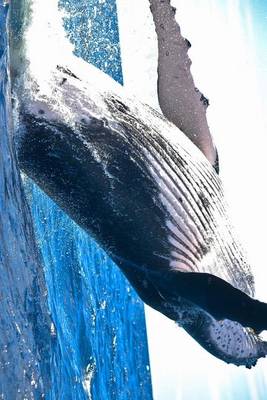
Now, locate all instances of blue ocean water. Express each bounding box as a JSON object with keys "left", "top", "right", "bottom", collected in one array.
[
  {"left": 0, "top": 1, "right": 152, "bottom": 399},
  {"left": 0, "top": 4, "right": 52, "bottom": 398}
]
